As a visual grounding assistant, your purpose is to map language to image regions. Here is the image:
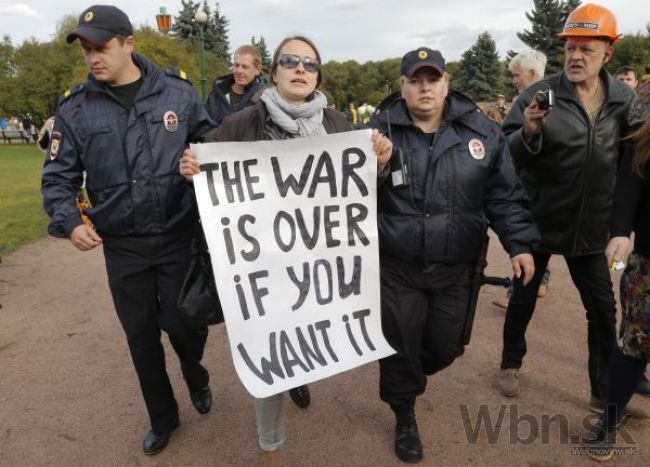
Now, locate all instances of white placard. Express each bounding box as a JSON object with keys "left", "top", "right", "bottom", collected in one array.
[{"left": 192, "top": 130, "right": 394, "bottom": 398}]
